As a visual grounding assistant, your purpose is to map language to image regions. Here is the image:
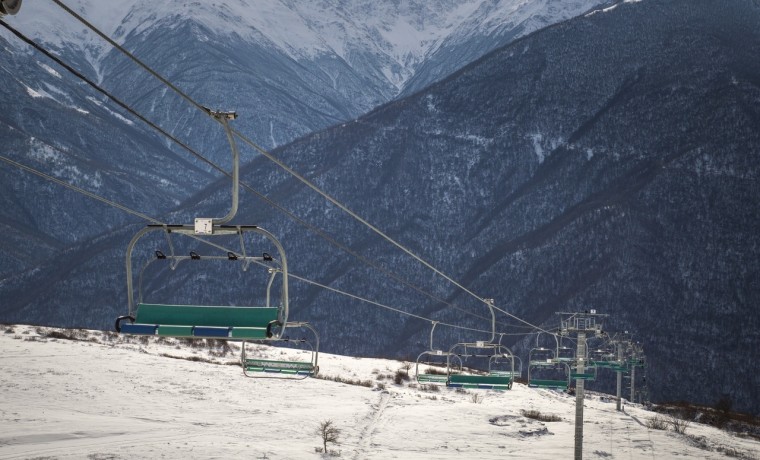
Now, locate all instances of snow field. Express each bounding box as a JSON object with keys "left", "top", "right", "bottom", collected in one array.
[{"left": 0, "top": 325, "right": 757, "bottom": 459}]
